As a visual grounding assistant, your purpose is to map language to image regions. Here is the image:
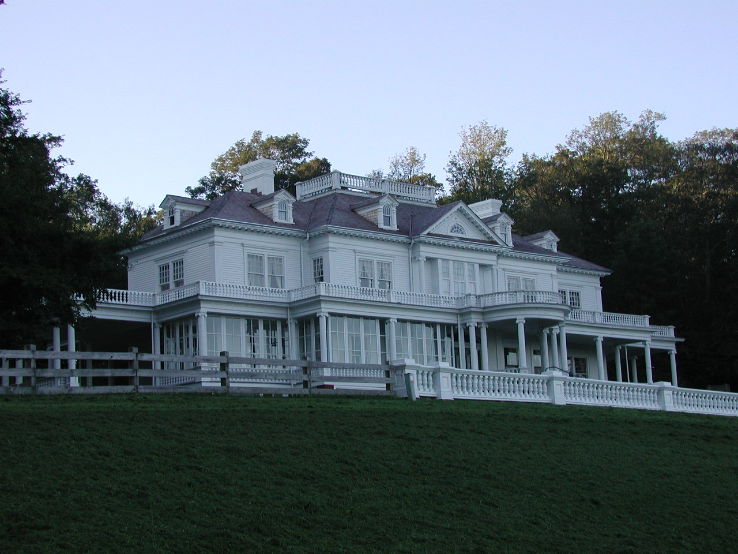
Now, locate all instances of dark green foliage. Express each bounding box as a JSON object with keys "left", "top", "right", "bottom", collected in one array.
[
  {"left": 186, "top": 131, "right": 331, "bottom": 199},
  {"left": 0, "top": 395, "right": 735, "bottom": 553},
  {"left": 0, "top": 77, "right": 158, "bottom": 346},
  {"left": 477, "top": 112, "right": 738, "bottom": 390}
]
